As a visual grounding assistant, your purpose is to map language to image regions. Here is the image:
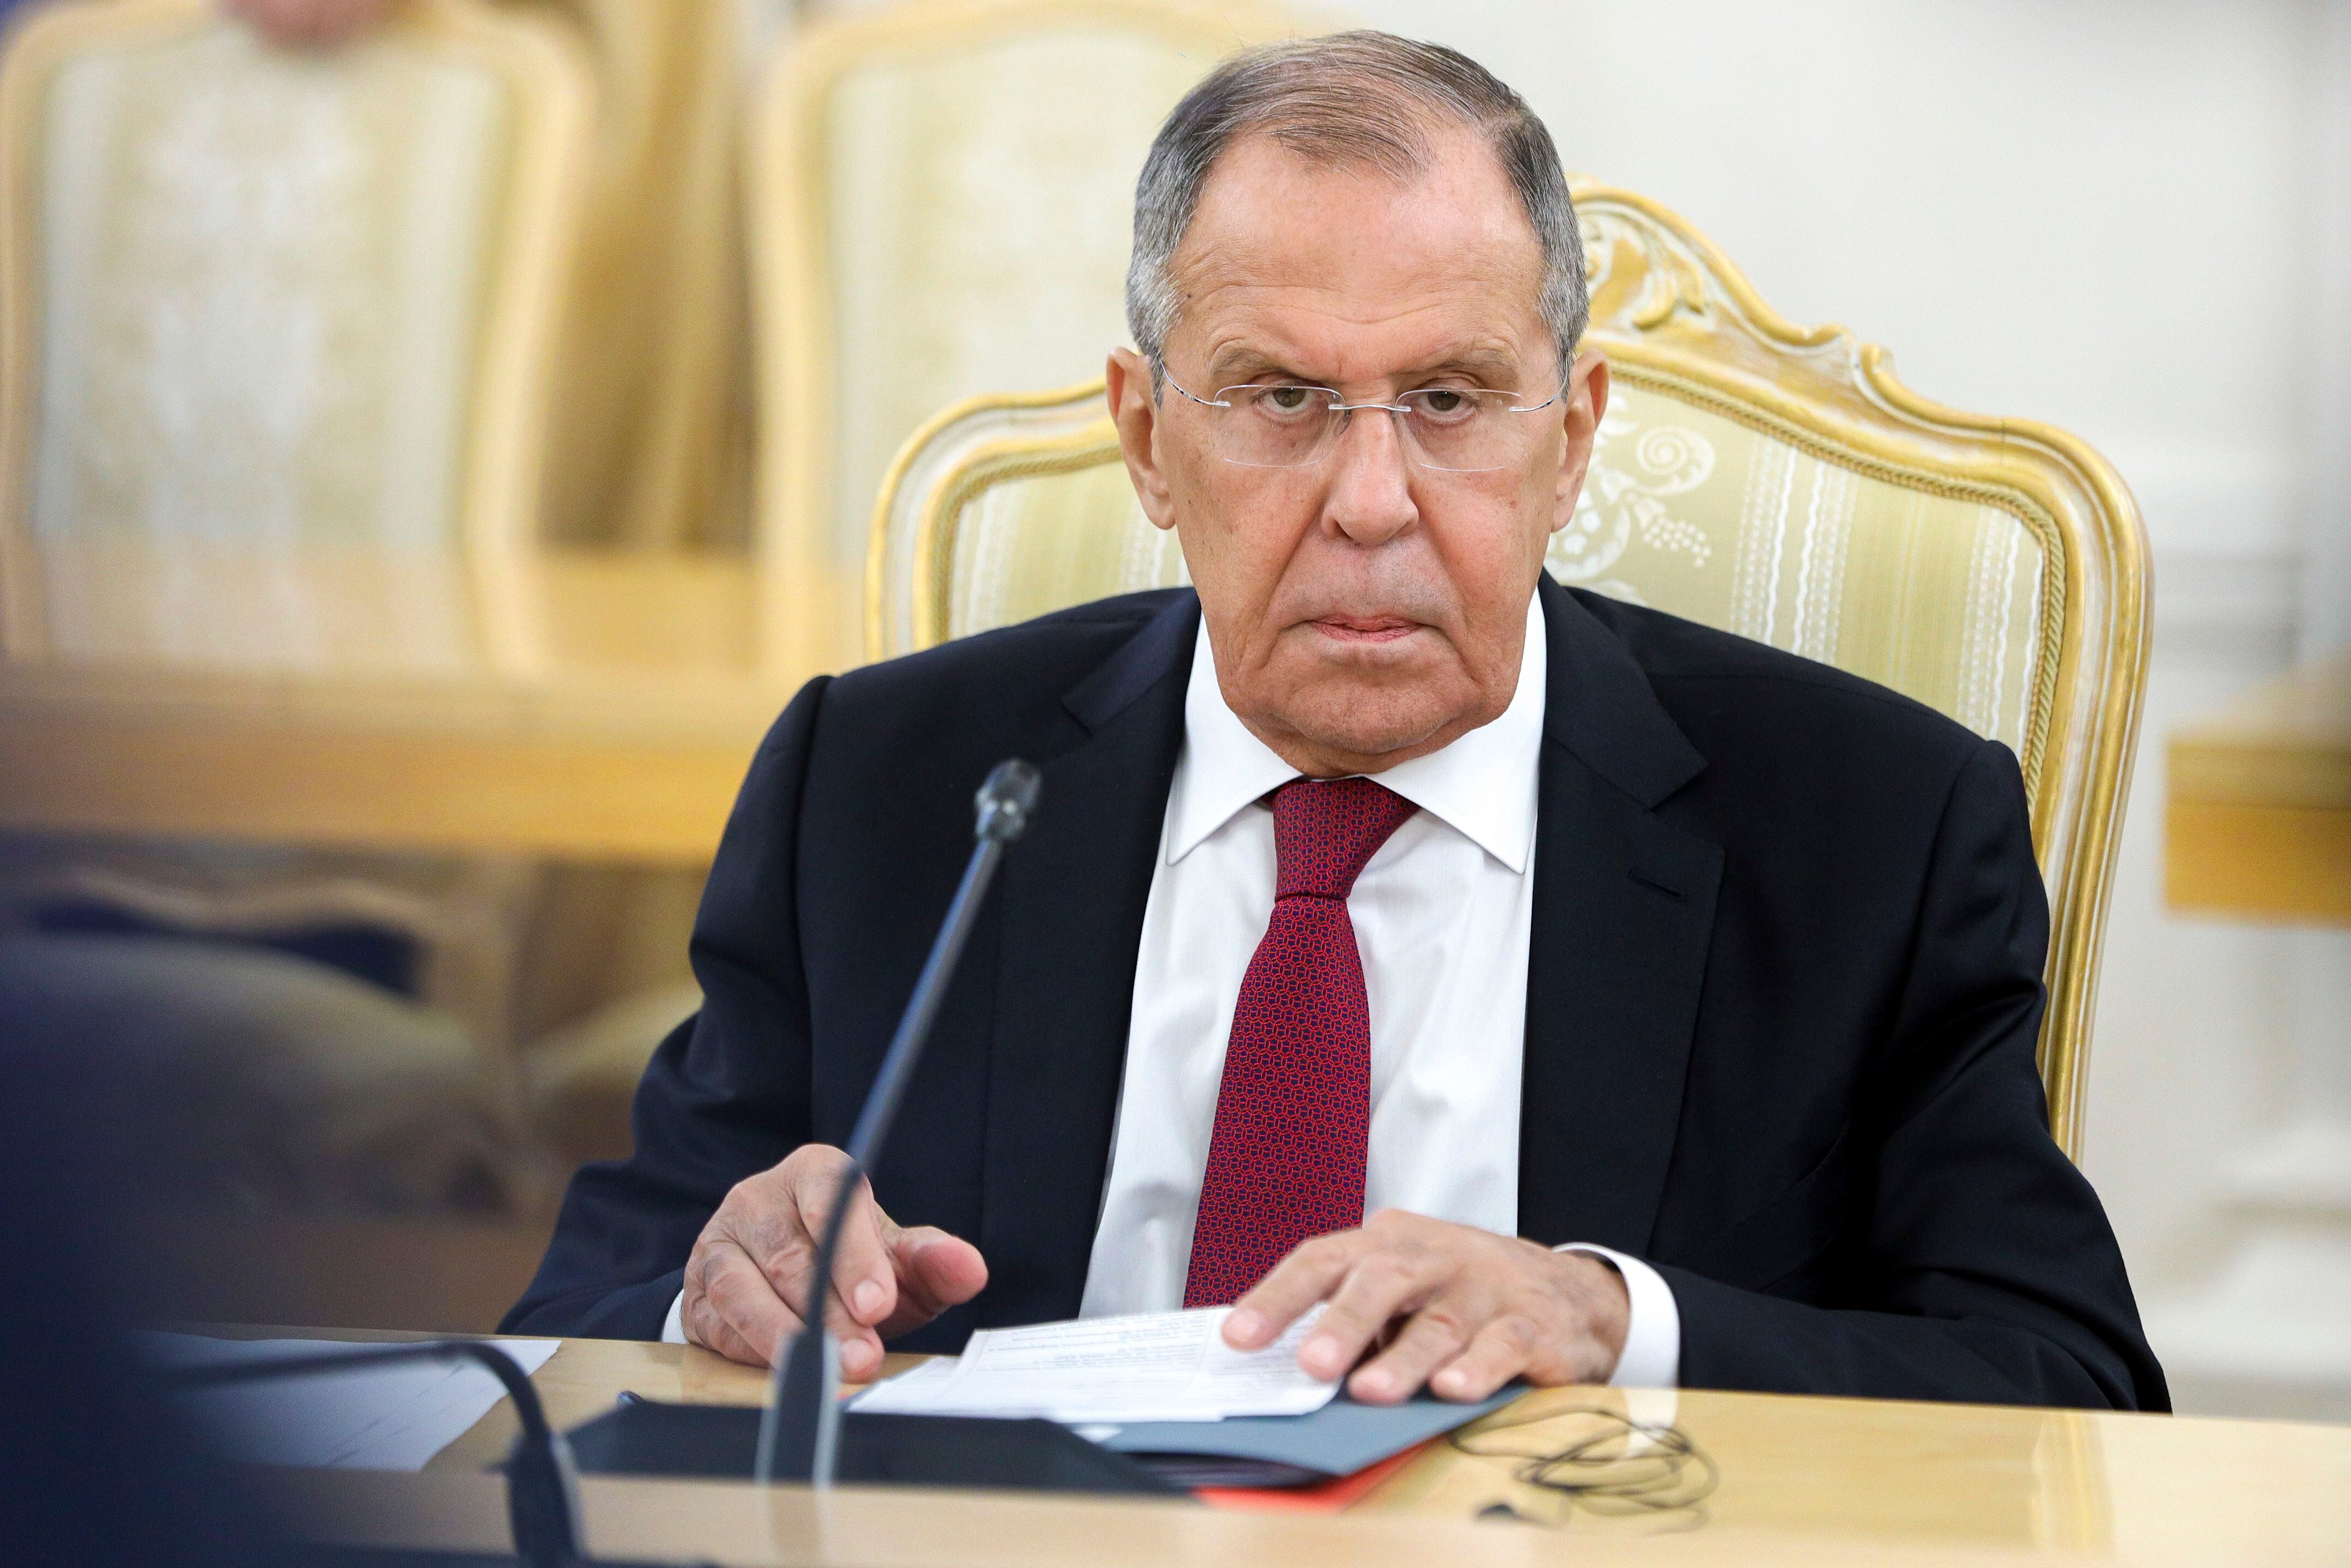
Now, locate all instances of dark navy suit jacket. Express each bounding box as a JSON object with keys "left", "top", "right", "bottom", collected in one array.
[{"left": 505, "top": 576, "right": 2166, "bottom": 1410}]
